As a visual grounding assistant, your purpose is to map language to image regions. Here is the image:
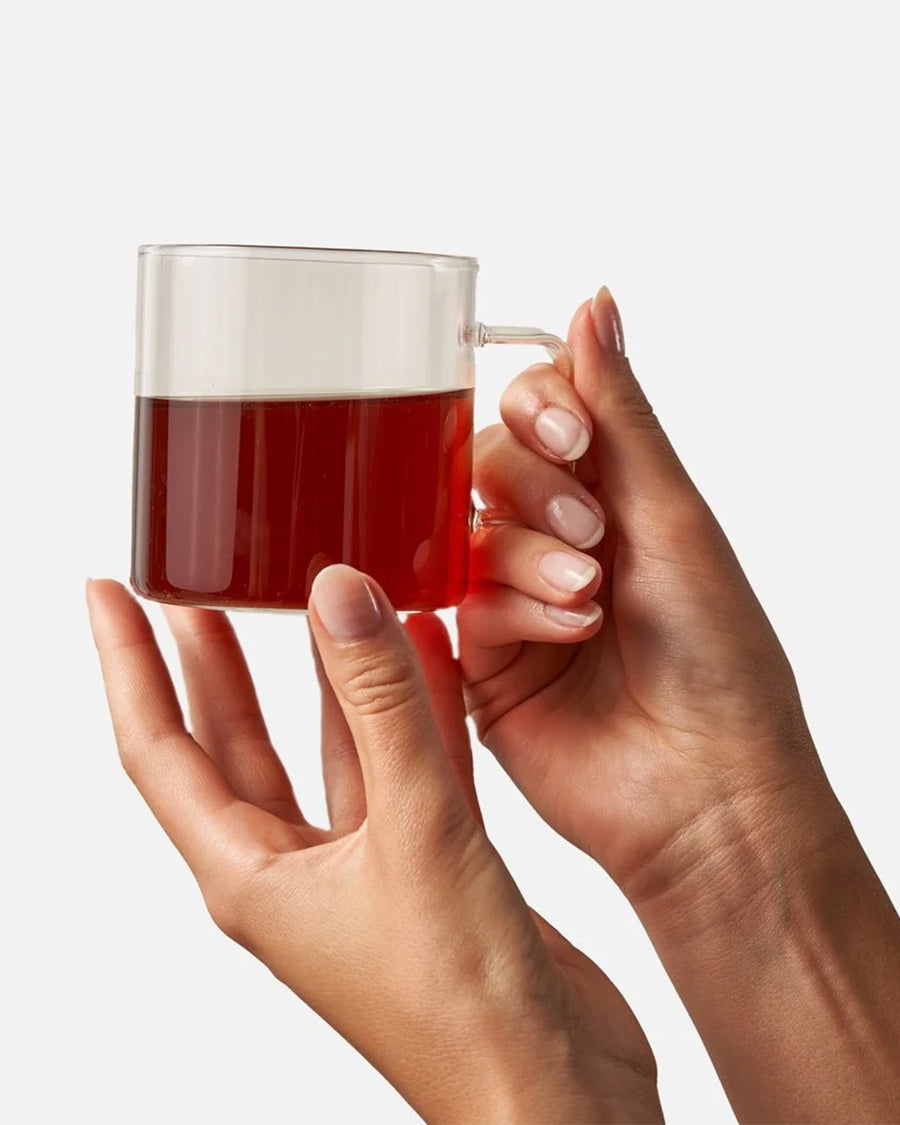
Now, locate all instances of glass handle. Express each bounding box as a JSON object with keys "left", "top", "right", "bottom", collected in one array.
[
  {"left": 468, "top": 322, "right": 575, "bottom": 536},
  {"left": 469, "top": 322, "right": 573, "bottom": 380}
]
